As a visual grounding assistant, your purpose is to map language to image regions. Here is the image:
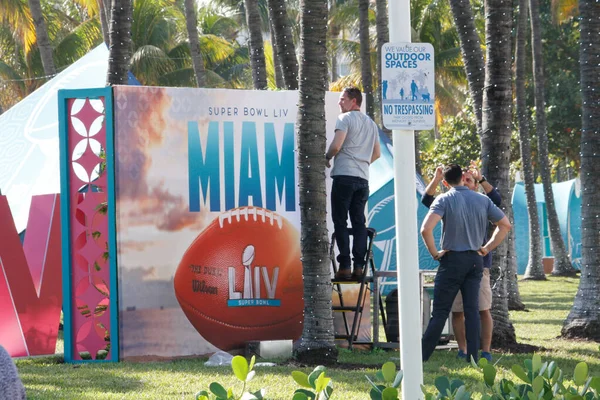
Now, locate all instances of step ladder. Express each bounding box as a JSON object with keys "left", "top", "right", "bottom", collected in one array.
[{"left": 330, "top": 227, "right": 387, "bottom": 350}]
